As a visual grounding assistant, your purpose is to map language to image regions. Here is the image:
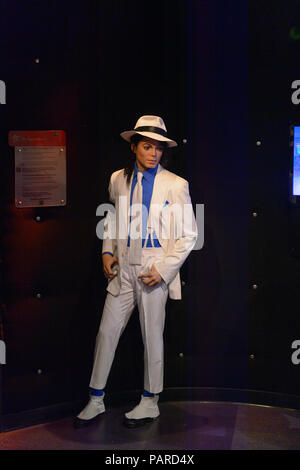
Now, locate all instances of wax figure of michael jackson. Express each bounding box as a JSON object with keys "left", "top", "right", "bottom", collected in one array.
[{"left": 74, "top": 115, "right": 198, "bottom": 429}]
